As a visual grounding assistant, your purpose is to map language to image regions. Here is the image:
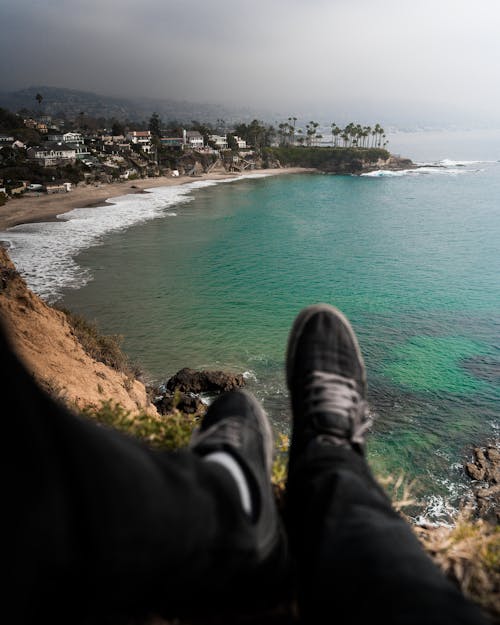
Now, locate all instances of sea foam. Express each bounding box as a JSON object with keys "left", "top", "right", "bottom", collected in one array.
[{"left": 362, "top": 158, "right": 489, "bottom": 178}]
